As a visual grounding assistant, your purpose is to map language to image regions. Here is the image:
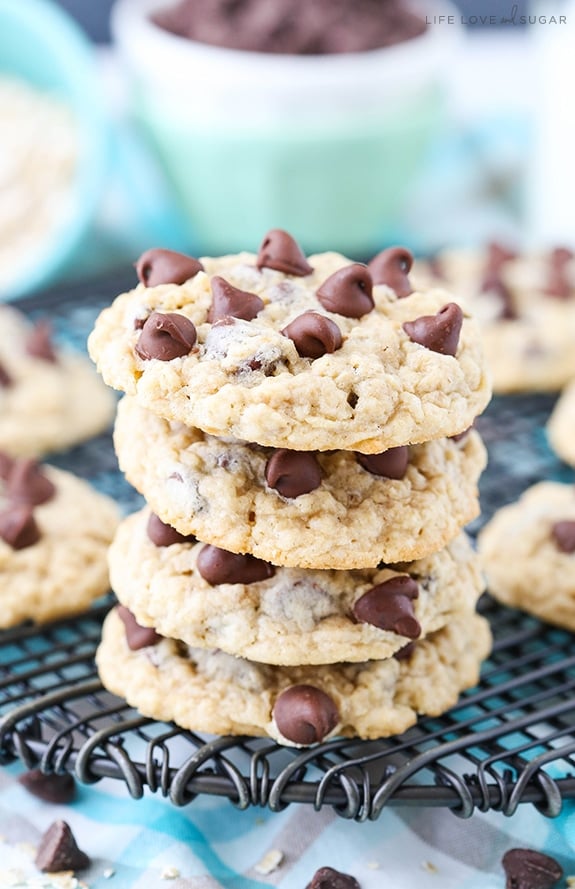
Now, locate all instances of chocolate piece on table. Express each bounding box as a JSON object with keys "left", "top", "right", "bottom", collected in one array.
[
  {"left": 282, "top": 311, "right": 342, "bottom": 358},
  {"left": 0, "top": 503, "right": 41, "bottom": 550},
  {"left": 117, "top": 605, "right": 162, "bottom": 651},
  {"left": 208, "top": 276, "right": 264, "bottom": 322},
  {"left": 368, "top": 246, "right": 413, "bottom": 297},
  {"left": 147, "top": 512, "right": 195, "bottom": 547},
  {"left": 353, "top": 575, "right": 420, "bottom": 638},
  {"left": 6, "top": 459, "right": 56, "bottom": 506},
  {"left": 502, "top": 848, "right": 563, "bottom": 889},
  {"left": 19, "top": 768, "right": 76, "bottom": 804},
  {"left": 26, "top": 319, "right": 57, "bottom": 363},
  {"left": 197, "top": 544, "right": 275, "bottom": 585},
  {"left": 0, "top": 358, "right": 13, "bottom": 387},
  {"left": 403, "top": 303, "right": 463, "bottom": 356},
  {"left": 273, "top": 685, "right": 339, "bottom": 745},
  {"left": 551, "top": 520, "right": 575, "bottom": 554},
  {"left": 135, "top": 311, "right": 197, "bottom": 361},
  {"left": 265, "top": 449, "right": 322, "bottom": 497},
  {"left": 35, "top": 820, "right": 90, "bottom": 873},
  {"left": 307, "top": 866, "right": 361, "bottom": 889},
  {"left": 136, "top": 247, "right": 204, "bottom": 287},
  {"left": 256, "top": 229, "right": 312, "bottom": 276},
  {"left": 0, "top": 450, "right": 14, "bottom": 479},
  {"left": 356, "top": 446, "right": 409, "bottom": 479},
  {"left": 316, "top": 264, "right": 374, "bottom": 317}
]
